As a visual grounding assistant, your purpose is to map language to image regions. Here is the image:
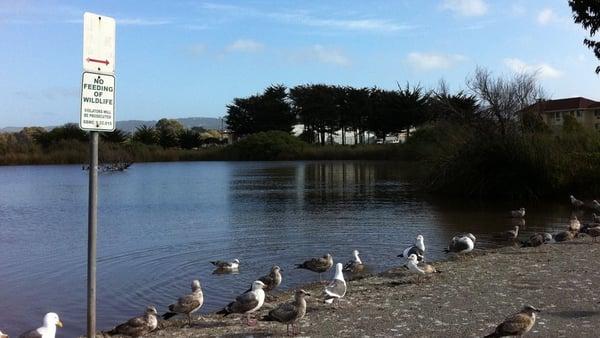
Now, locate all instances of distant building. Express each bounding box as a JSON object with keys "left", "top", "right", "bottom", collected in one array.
[{"left": 531, "top": 97, "right": 600, "bottom": 131}]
